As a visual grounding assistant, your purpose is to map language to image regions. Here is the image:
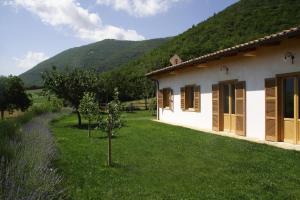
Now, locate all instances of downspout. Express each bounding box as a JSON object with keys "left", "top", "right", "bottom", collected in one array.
[{"left": 155, "top": 79, "right": 160, "bottom": 120}]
